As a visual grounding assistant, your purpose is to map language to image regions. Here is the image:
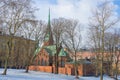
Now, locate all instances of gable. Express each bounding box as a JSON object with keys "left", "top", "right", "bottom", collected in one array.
[
  {"left": 33, "top": 47, "right": 41, "bottom": 57},
  {"left": 44, "top": 45, "right": 68, "bottom": 57},
  {"left": 59, "top": 48, "right": 68, "bottom": 57},
  {"left": 44, "top": 45, "right": 56, "bottom": 56}
]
